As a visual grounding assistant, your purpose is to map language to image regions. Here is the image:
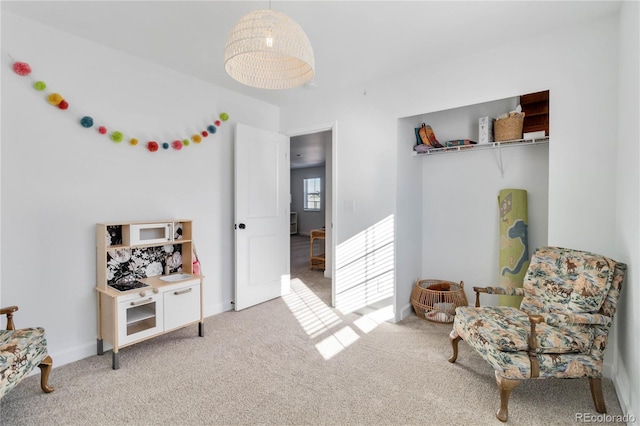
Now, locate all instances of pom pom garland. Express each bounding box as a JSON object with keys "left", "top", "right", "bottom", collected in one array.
[
  {"left": 47, "top": 93, "right": 63, "bottom": 106},
  {"left": 12, "top": 57, "right": 231, "bottom": 154},
  {"left": 80, "top": 116, "right": 94, "bottom": 128},
  {"left": 111, "top": 131, "right": 123, "bottom": 143},
  {"left": 12, "top": 62, "right": 32, "bottom": 76}
]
